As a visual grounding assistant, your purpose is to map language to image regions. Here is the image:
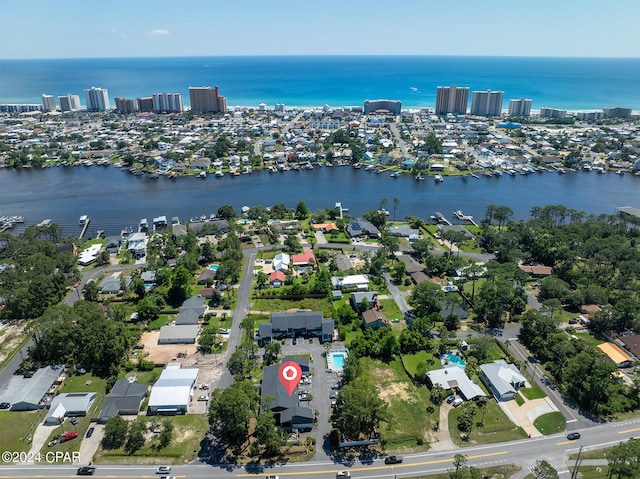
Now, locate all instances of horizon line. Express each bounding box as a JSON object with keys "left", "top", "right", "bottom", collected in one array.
[{"left": 2, "top": 53, "right": 640, "bottom": 61}]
